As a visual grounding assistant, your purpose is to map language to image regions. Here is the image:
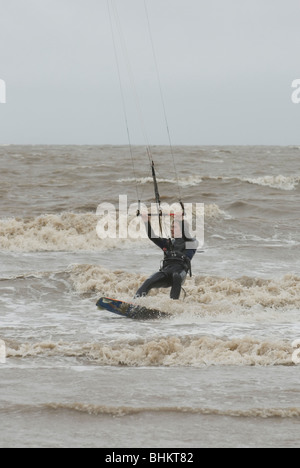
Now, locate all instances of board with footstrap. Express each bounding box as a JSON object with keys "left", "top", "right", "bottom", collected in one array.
[{"left": 96, "top": 297, "right": 170, "bottom": 320}]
